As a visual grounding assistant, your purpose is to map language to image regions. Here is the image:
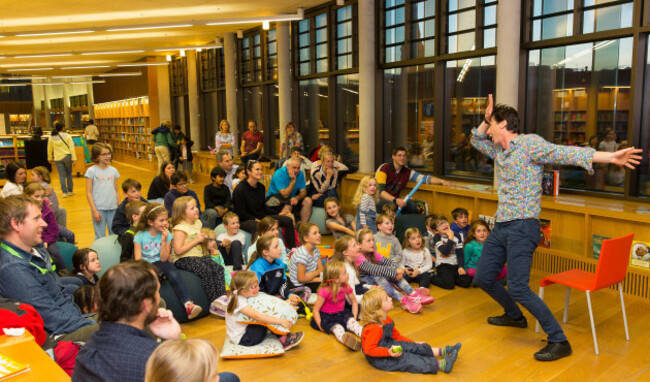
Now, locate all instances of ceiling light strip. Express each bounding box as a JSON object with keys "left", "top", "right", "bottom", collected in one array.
[
  {"left": 61, "top": 65, "right": 111, "bottom": 70},
  {"left": 7, "top": 68, "right": 53, "bottom": 71},
  {"left": 117, "top": 62, "right": 169, "bottom": 67},
  {"left": 80, "top": 50, "right": 145, "bottom": 56},
  {"left": 106, "top": 24, "right": 193, "bottom": 32},
  {"left": 14, "top": 53, "right": 73, "bottom": 59},
  {"left": 15, "top": 30, "right": 95, "bottom": 37}
]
